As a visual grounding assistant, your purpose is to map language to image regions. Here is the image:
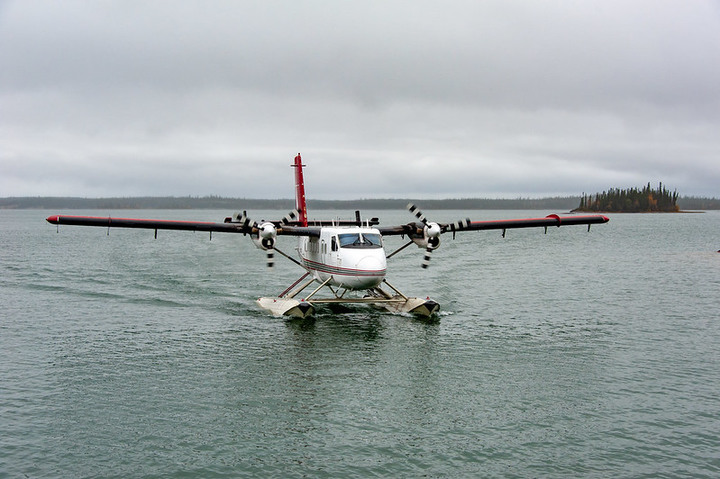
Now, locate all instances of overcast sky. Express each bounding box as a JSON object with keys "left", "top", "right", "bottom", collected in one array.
[{"left": 1, "top": 1, "right": 719, "bottom": 199}]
